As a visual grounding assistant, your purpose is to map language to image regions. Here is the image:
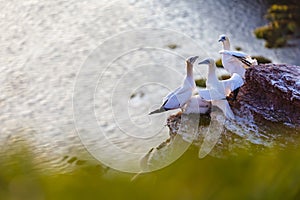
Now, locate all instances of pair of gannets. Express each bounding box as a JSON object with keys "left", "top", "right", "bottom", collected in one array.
[{"left": 149, "top": 35, "right": 257, "bottom": 119}]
